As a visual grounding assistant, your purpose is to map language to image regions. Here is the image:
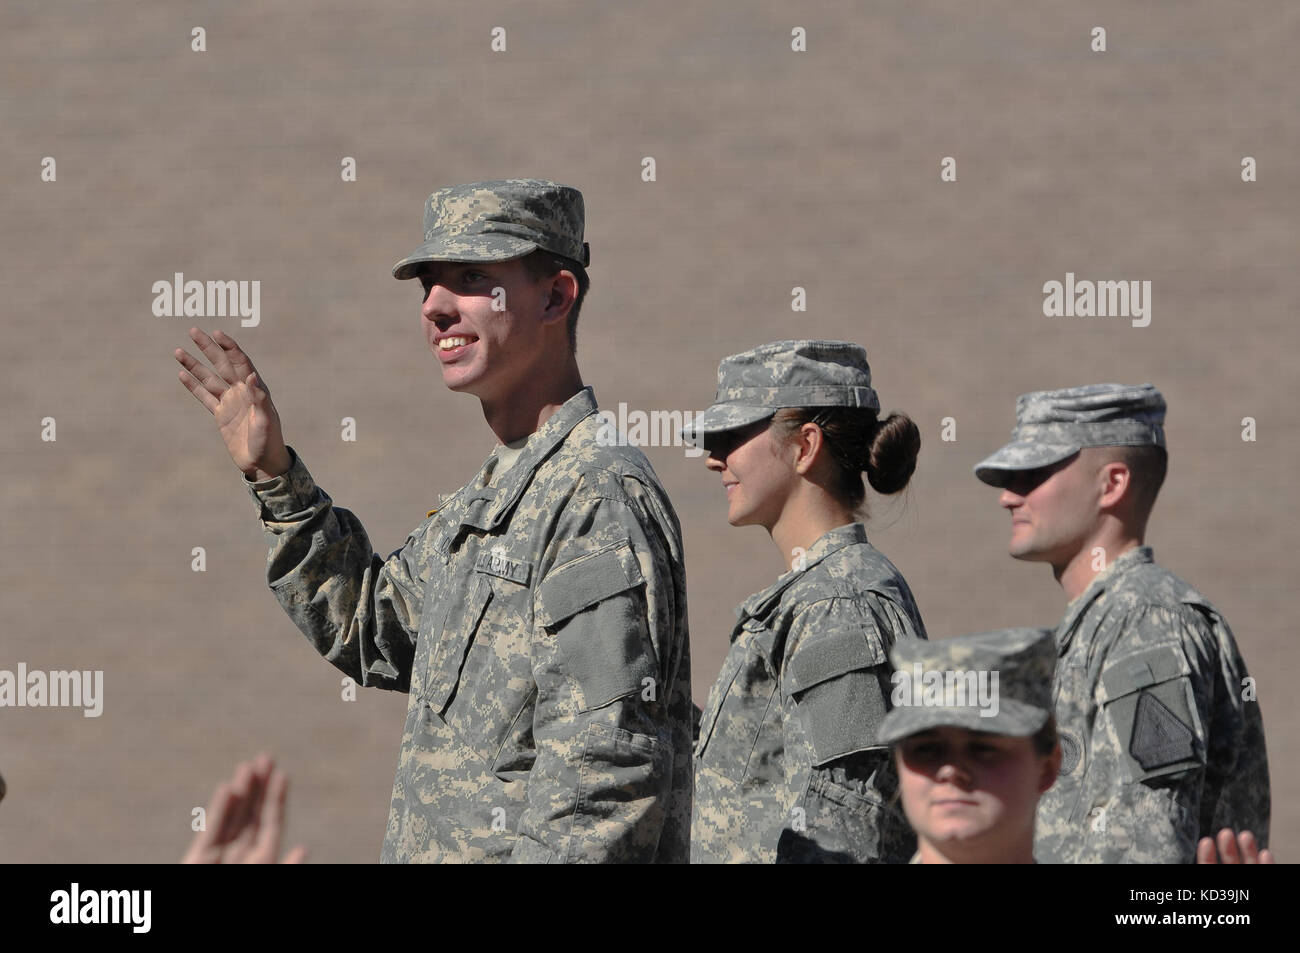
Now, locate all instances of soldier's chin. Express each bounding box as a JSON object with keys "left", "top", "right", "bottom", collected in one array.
[
  {"left": 726, "top": 501, "right": 759, "bottom": 529},
  {"left": 926, "top": 817, "right": 996, "bottom": 848},
  {"left": 1007, "top": 536, "right": 1047, "bottom": 561},
  {"left": 440, "top": 363, "right": 484, "bottom": 394}
]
